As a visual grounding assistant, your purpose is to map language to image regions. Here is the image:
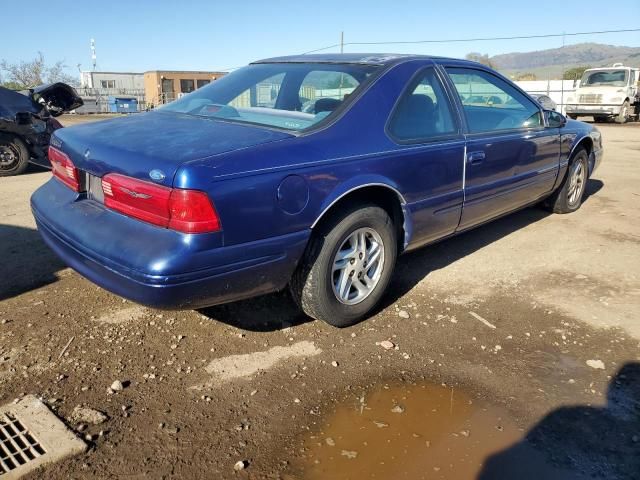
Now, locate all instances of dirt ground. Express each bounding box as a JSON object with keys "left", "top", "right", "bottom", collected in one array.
[{"left": 0, "top": 117, "right": 639, "bottom": 479}]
